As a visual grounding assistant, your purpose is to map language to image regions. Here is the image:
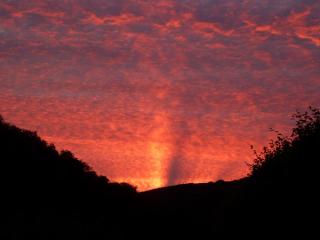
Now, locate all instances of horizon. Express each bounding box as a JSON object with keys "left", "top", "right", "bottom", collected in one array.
[{"left": 0, "top": 0, "right": 319, "bottom": 191}]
